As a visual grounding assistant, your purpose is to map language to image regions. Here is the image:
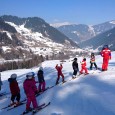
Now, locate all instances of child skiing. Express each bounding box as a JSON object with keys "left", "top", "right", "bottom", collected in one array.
[
  {"left": 101, "top": 45, "right": 111, "bottom": 71},
  {"left": 55, "top": 64, "right": 65, "bottom": 85},
  {"left": 0, "top": 73, "right": 3, "bottom": 91},
  {"left": 8, "top": 74, "right": 20, "bottom": 106},
  {"left": 72, "top": 58, "right": 79, "bottom": 78},
  {"left": 90, "top": 53, "right": 98, "bottom": 70},
  {"left": 37, "top": 67, "right": 46, "bottom": 92},
  {"left": 23, "top": 72, "right": 38, "bottom": 113},
  {"left": 80, "top": 58, "right": 89, "bottom": 75}
]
